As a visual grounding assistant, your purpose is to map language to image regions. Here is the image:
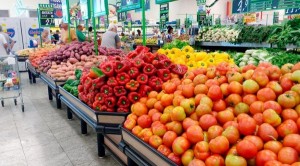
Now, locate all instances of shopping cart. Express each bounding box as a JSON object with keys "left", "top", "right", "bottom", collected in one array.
[{"left": 0, "top": 54, "right": 24, "bottom": 112}]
